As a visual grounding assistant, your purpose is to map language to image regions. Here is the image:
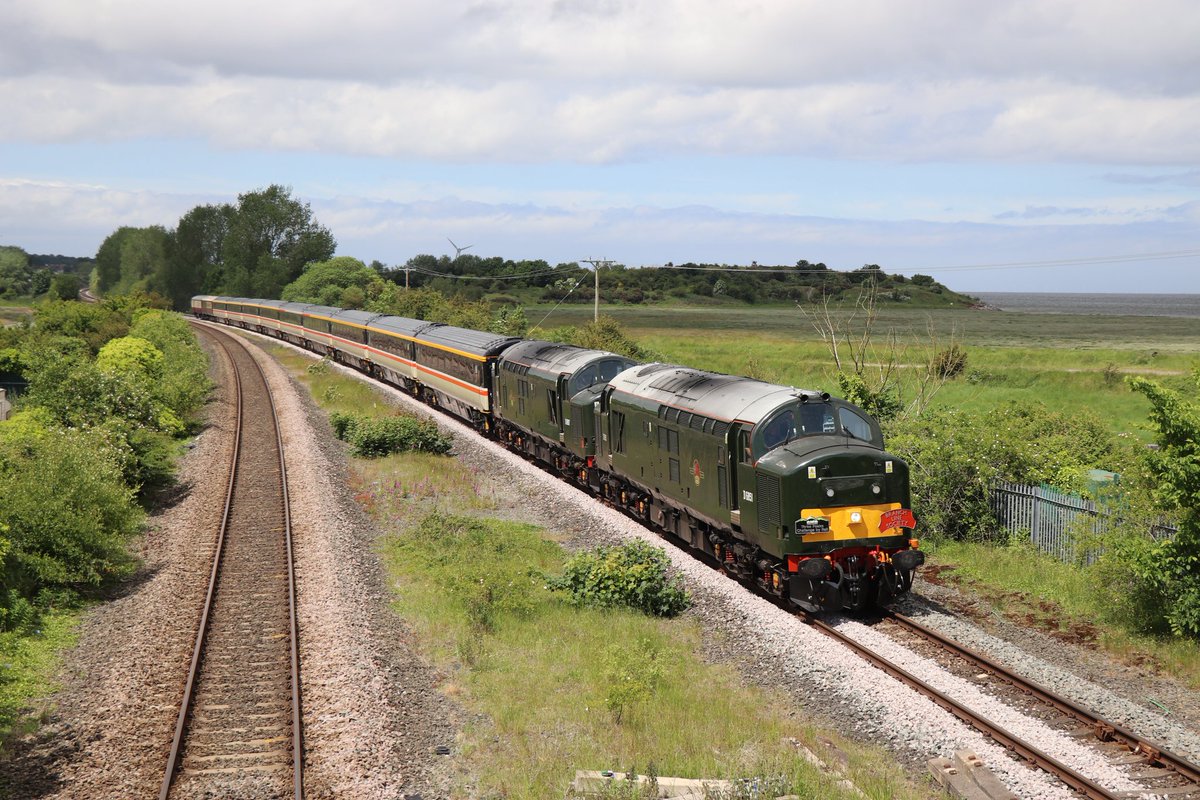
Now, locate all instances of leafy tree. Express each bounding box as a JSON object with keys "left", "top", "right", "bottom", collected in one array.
[
  {"left": 167, "top": 203, "right": 233, "bottom": 309},
  {"left": 115, "top": 226, "right": 171, "bottom": 295},
  {"left": 220, "top": 185, "right": 336, "bottom": 298},
  {"left": 95, "top": 227, "right": 138, "bottom": 293},
  {"left": 49, "top": 272, "right": 80, "bottom": 300},
  {"left": 28, "top": 269, "right": 52, "bottom": 297},
  {"left": 1124, "top": 374, "right": 1200, "bottom": 637},
  {"left": 281, "top": 256, "right": 385, "bottom": 307},
  {"left": 0, "top": 246, "right": 32, "bottom": 298}
]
